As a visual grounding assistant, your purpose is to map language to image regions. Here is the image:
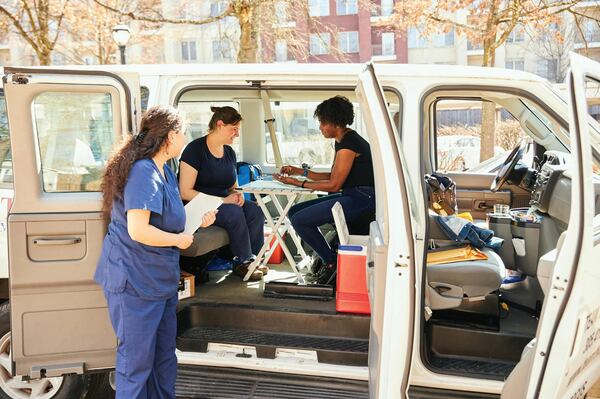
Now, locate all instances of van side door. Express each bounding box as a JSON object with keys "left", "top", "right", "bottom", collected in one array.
[
  {"left": 517, "top": 53, "right": 600, "bottom": 399},
  {"left": 357, "top": 65, "right": 416, "bottom": 398},
  {"left": 3, "top": 68, "right": 139, "bottom": 378}
]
